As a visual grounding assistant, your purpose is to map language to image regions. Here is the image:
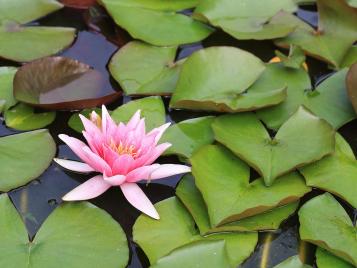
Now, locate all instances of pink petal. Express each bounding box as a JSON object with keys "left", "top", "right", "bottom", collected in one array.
[
  {"left": 58, "top": 134, "right": 91, "bottom": 163},
  {"left": 103, "top": 174, "right": 126, "bottom": 186},
  {"left": 142, "top": 142, "right": 172, "bottom": 166},
  {"left": 150, "top": 164, "right": 191, "bottom": 180},
  {"left": 148, "top": 122, "right": 171, "bottom": 144},
  {"left": 112, "top": 154, "right": 135, "bottom": 175},
  {"left": 82, "top": 131, "right": 100, "bottom": 155},
  {"left": 120, "top": 183, "right": 159, "bottom": 219},
  {"left": 126, "top": 110, "right": 141, "bottom": 130},
  {"left": 101, "top": 105, "right": 116, "bottom": 138},
  {"left": 53, "top": 158, "right": 95, "bottom": 173},
  {"left": 79, "top": 114, "right": 102, "bottom": 137},
  {"left": 126, "top": 164, "right": 161, "bottom": 183},
  {"left": 82, "top": 146, "right": 112, "bottom": 176},
  {"left": 62, "top": 175, "right": 111, "bottom": 201}
]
